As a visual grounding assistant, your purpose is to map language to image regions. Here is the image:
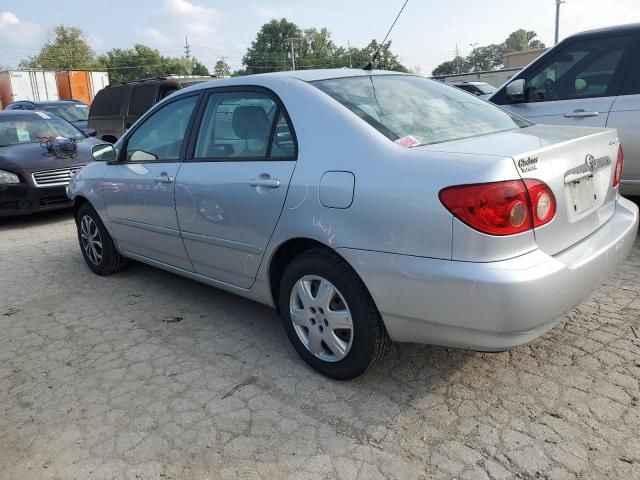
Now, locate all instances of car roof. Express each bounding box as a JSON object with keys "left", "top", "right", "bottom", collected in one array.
[
  {"left": 184, "top": 68, "right": 409, "bottom": 92},
  {"left": 565, "top": 23, "right": 640, "bottom": 40},
  {"left": 10, "top": 100, "right": 85, "bottom": 106}
]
